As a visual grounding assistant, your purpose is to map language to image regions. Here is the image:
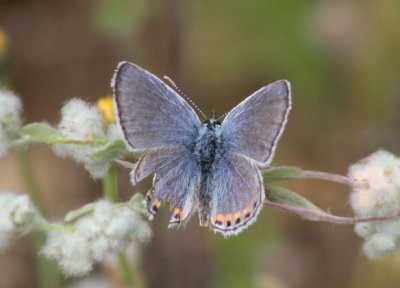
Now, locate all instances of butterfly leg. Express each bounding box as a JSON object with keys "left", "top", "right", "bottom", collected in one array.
[{"left": 144, "top": 187, "right": 162, "bottom": 220}]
